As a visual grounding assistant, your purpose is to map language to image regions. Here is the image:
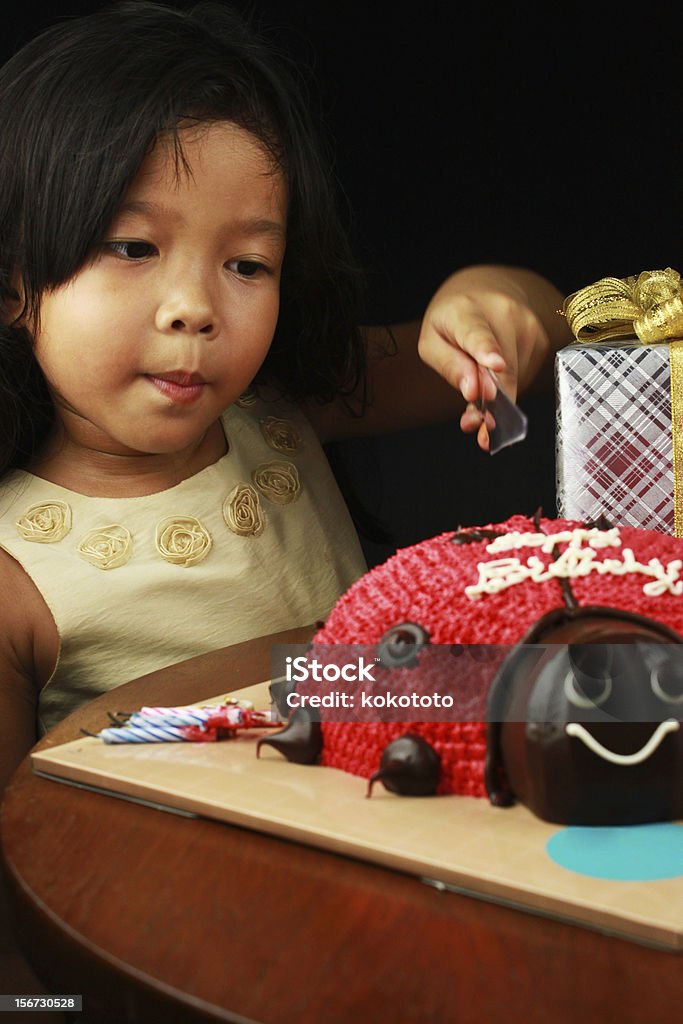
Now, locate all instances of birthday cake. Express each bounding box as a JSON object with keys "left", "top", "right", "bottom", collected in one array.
[{"left": 261, "top": 513, "right": 683, "bottom": 825}]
